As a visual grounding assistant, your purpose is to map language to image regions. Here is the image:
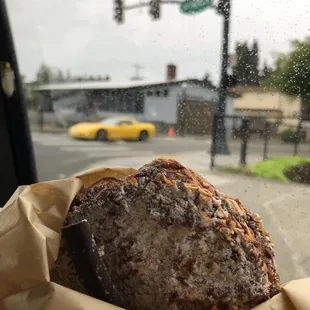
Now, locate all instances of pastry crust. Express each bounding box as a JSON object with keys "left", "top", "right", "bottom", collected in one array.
[{"left": 53, "top": 158, "right": 280, "bottom": 310}]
